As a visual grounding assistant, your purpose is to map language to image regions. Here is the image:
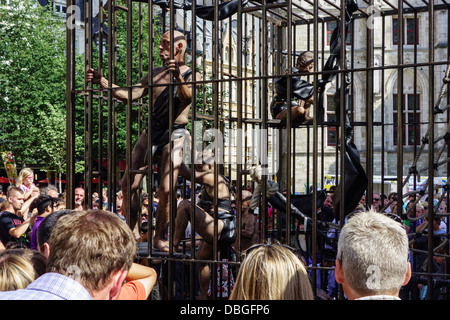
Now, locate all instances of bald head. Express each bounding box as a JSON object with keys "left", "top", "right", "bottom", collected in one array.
[
  {"left": 242, "top": 190, "right": 252, "bottom": 202},
  {"left": 162, "top": 30, "right": 187, "bottom": 56}
]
